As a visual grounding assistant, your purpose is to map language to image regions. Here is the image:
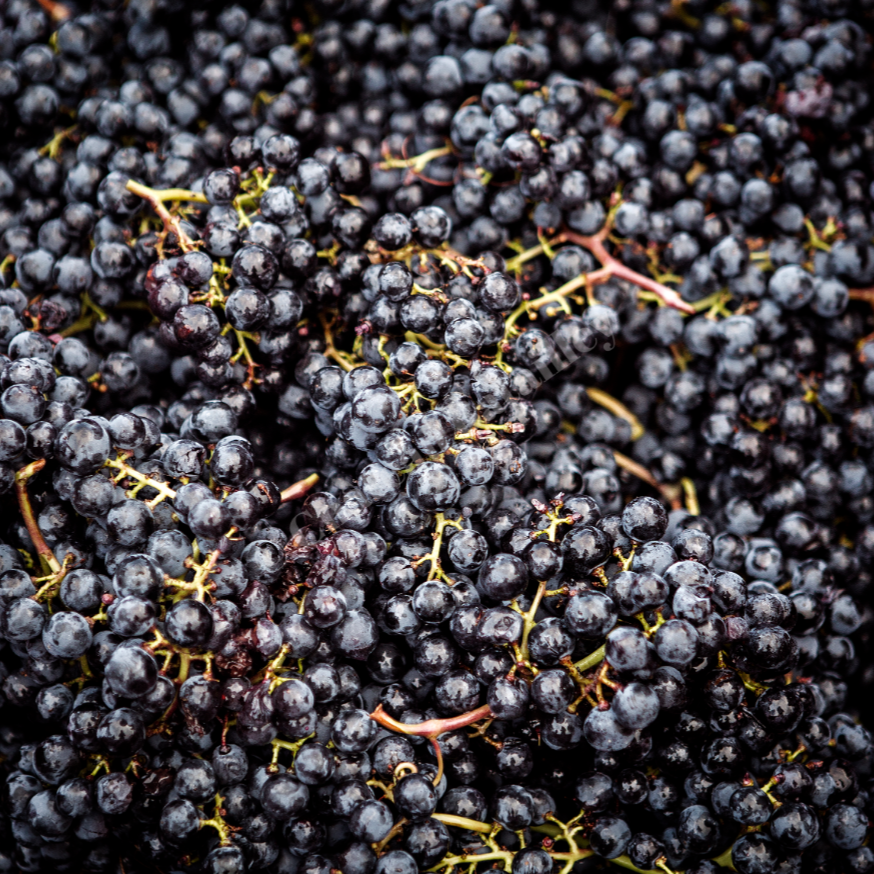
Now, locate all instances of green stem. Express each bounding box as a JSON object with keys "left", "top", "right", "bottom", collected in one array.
[
  {"left": 432, "top": 814, "right": 494, "bottom": 834},
  {"left": 104, "top": 455, "right": 177, "bottom": 507},
  {"left": 531, "top": 824, "right": 562, "bottom": 837},
  {"left": 520, "top": 580, "right": 546, "bottom": 662},
  {"left": 378, "top": 143, "right": 454, "bottom": 173},
  {"left": 613, "top": 451, "right": 680, "bottom": 509},
  {"left": 551, "top": 850, "right": 594, "bottom": 862},
  {"left": 411, "top": 512, "right": 463, "bottom": 581},
  {"left": 125, "top": 180, "right": 204, "bottom": 253},
  {"left": 606, "top": 856, "right": 663, "bottom": 874},
  {"left": 710, "top": 845, "right": 735, "bottom": 871},
  {"left": 574, "top": 644, "right": 606, "bottom": 673},
  {"left": 134, "top": 184, "right": 209, "bottom": 204},
  {"left": 427, "top": 851, "right": 513, "bottom": 872},
  {"left": 199, "top": 793, "right": 235, "bottom": 846},
  {"left": 586, "top": 388, "right": 645, "bottom": 441},
  {"left": 269, "top": 732, "right": 314, "bottom": 771}
]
